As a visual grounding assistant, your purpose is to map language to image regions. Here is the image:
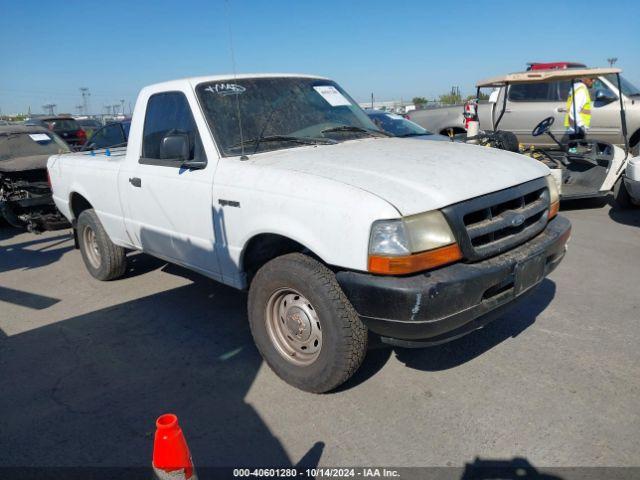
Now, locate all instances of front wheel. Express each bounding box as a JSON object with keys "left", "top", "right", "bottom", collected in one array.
[
  {"left": 248, "top": 253, "right": 368, "bottom": 393},
  {"left": 613, "top": 177, "right": 633, "bottom": 209},
  {"left": 77, "top": 209, "right": 127, "bottom": 280}
]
